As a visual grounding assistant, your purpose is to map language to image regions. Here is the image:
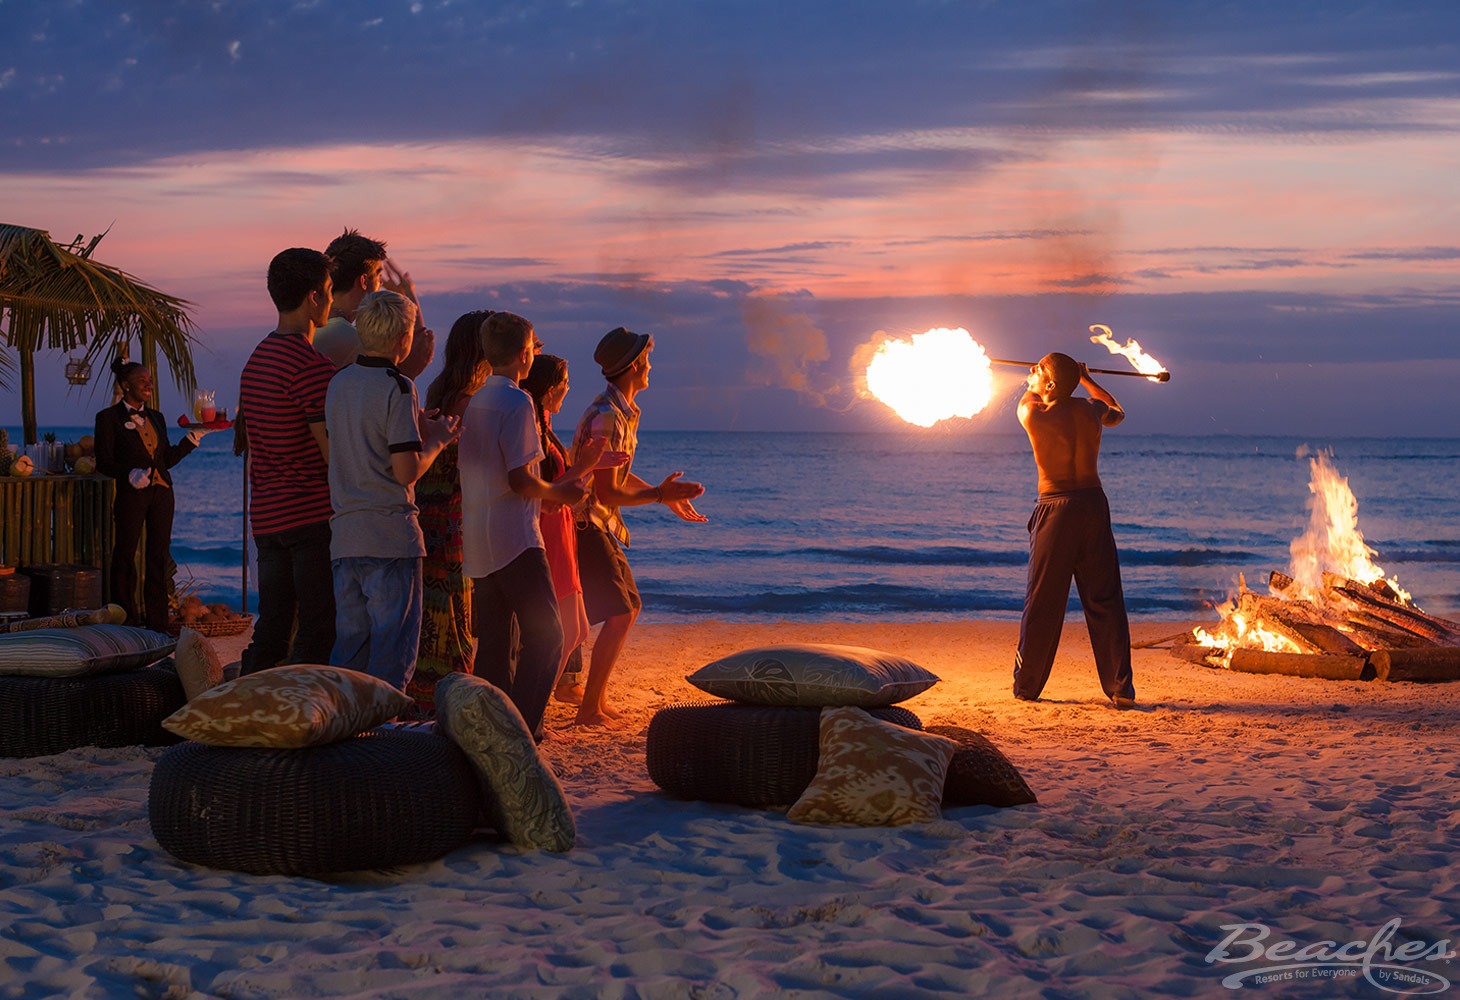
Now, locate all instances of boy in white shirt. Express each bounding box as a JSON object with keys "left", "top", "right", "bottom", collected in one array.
[{"left": 458, "top": 311, "right": 616, "bottom": 738}]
